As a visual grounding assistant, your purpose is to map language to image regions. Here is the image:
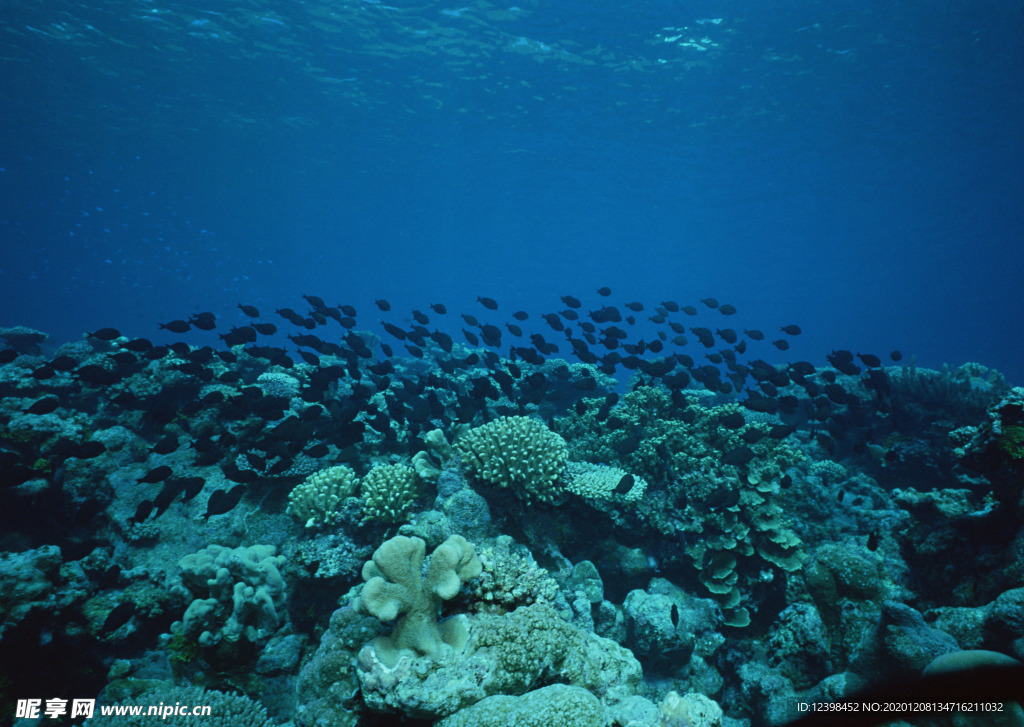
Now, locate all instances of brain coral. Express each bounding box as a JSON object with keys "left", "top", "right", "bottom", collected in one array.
[{"left": 455, "top": 416, "right": 568, "bottom": 504}]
